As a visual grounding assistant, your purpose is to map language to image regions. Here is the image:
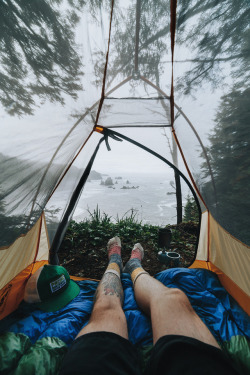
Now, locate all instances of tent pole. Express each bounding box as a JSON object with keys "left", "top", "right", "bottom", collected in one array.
[
  {"left": 101, "top": 128, "right": 201, "bottom": 265},
  {"left": 140, "top": 75, "right": 217, "bottom": 208},
  {"left": 49, "top": 138, "right": 104, "bottom": 265}
]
